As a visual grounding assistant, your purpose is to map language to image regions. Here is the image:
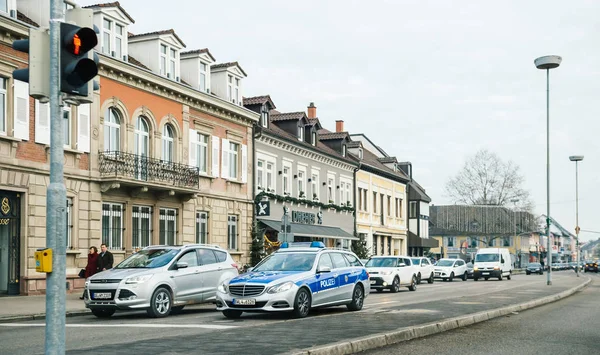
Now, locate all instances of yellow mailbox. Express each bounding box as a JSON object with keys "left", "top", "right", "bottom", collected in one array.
[{"left": 35, "top": 248, "right": 52, "bottom": 273}]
